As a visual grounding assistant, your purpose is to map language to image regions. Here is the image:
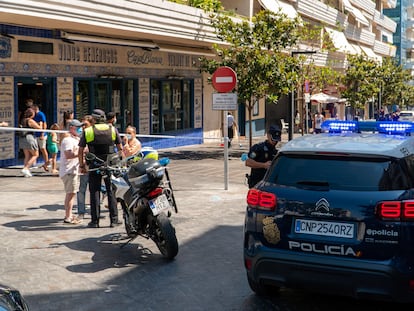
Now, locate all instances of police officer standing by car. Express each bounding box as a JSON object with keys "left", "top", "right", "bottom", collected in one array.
[
  {"left": 245, "top": 125, "right": 281, "bottom": 188},
  {"left": 78, "top": 109, "right": 123, "bottom": 228}
]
